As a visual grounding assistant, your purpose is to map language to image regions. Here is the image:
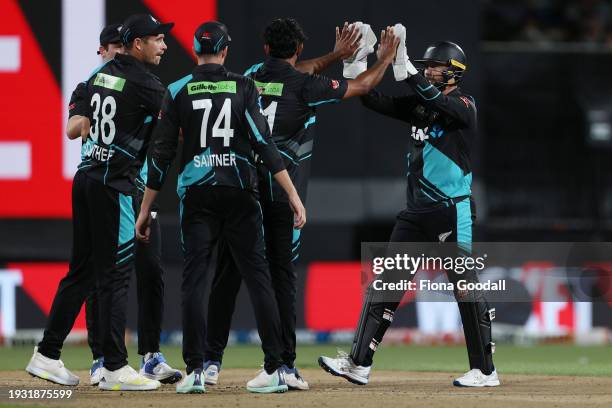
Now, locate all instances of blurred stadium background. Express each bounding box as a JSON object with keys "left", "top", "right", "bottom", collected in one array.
[{"left": 0, "top": 0, "right": 611, "bottom": 358}]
